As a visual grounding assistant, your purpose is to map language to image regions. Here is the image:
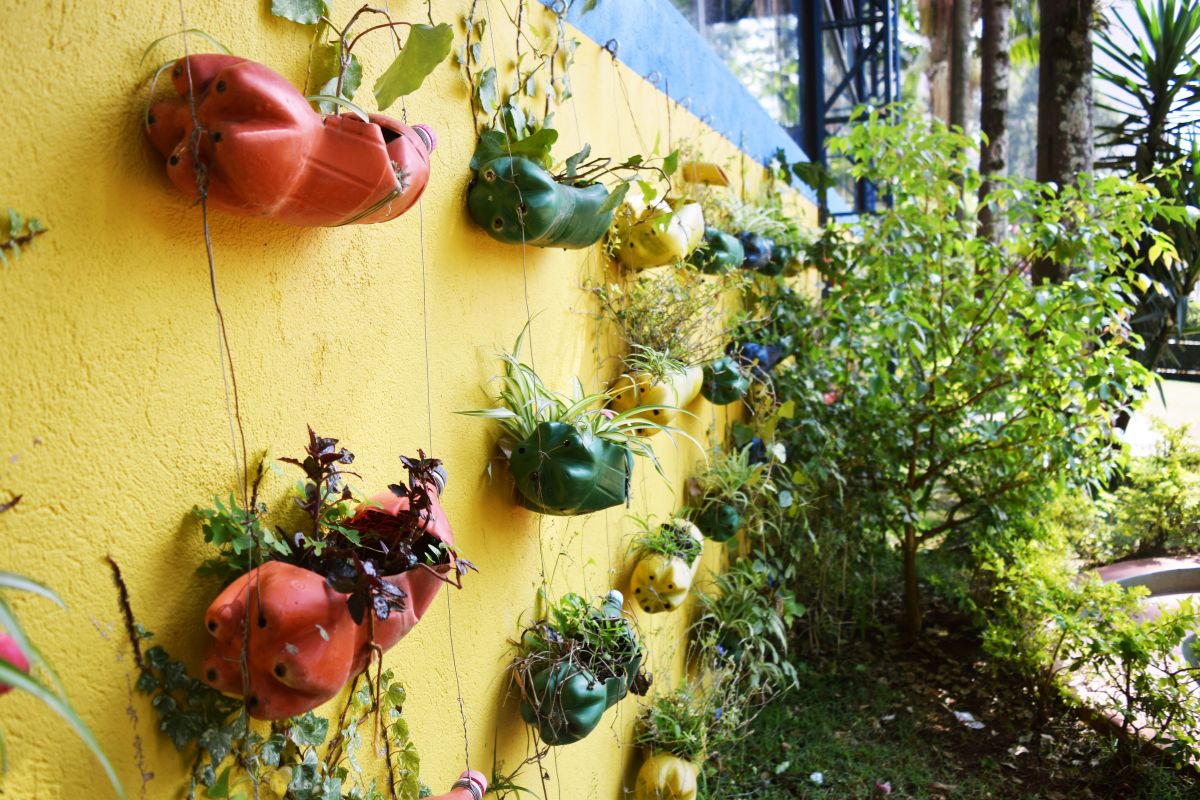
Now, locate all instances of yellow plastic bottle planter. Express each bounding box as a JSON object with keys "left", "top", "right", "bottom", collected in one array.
[
  {"left": 609, "top": 366, "right": 703, "bottom": 437},
  {"left": 613, "top": 199, "right": 705, "bottom": 269},
  {"left": 680, "top": 160, "right": 731, "bottom": 187},
  {"left": 634, "top": 754, "right": 699, "bottom": 800},
  {"left": 630, "top": 519, "right": 704, "bottom": 614}
]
